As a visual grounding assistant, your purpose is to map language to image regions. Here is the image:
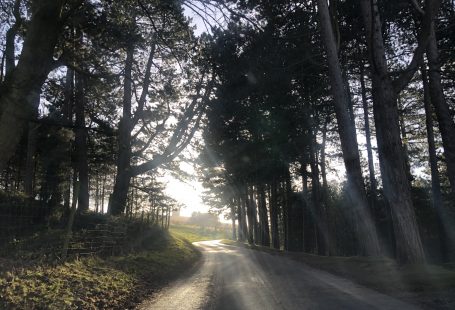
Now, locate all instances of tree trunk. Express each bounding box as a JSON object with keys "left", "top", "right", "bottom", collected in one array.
[
  {"left": 426, "top": 22, "right": 455, "bottom": 195},
  {"left": 359, "top": 64, "right": 378, "bottom": 206},
  {"left": 360, "top": 0, "right": 426, "bottom": 264},
  {"left": 109, "top": 45, "right": 134, "bottom": 215},
  {"left": 270, "top": 179, "right": 280, "bottom": 249},
  {"left": 249, "top": 185, "right": 259, "bottom": 243},
  {"left": 230, "top": 202, "right": 237, "bottom": 240},
  {"left": 257, "top": 183, "right": 270, "bottom": 246},
  {"left": 245, "top": 184, "right": 254, "bottom": 244},
  {"left": 315, "top": 0, "right": 381, "bottom": 256},
  {"left": 422, "top": 66, "right": 455, "bottom": 262},
  {"left": 240, "top": 195, "right": 248, "bottom": 242},
  {"left": 237, "top": 198, "right": 244, "bottom": 241},
  {"left": 301, "top": 160, "right": 316, "bottom": 253},
  {"left": 320, "top": 117, "right": 328, "bottom": 193},
  {"left": 74, "top": 70, "right": 89, "bottom": 212},
  {"left": 101, "top": 174, "right": 106, "bottom": 214},
  {"left": 0, "top": 0, "right": 64, "bottom": 172},
  {"left": 310, "top": 132, "right": 329, "bottom": 256},
  {"left": 24, "top": 89, "right": 40, "bottom": 197},
  {"left": 4, "top": 0, "right": 22, "bottom": 76},
  {"left": 398, "top": 97, "right": 413, "bottom": 182},
  {"left": 95, "top": 175, "right": 100, "bottom": 213},
  {"left": 63, "top": 66, "right": 74, "bottom": 211}
]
